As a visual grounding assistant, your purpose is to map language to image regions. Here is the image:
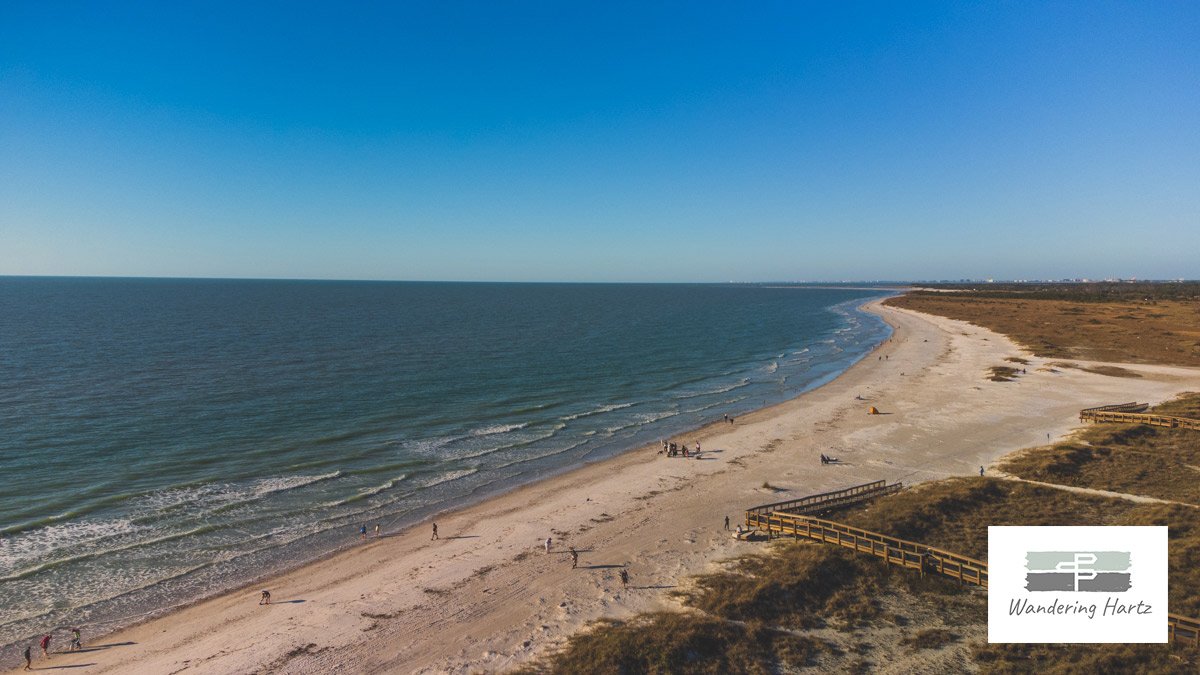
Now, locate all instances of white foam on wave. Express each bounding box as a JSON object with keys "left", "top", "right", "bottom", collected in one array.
[
  {"left": 596, "top": 408, "right": 678, "bottom": 435},
  {"left": 449, "top": 423, "right": 566, "bottom": 461},
  {"left": 137, "top": 471, "right": 342, "bottom": 518},
  {"left": 250, "top": 471, "right": 342, "bottom": 499},
  {"left": 471, "top": 422, "right": 529, "bottom": 437},
  {"left": 0, "top": 523, "right": 225, "bottom": 584},
  {"left": 674, "top": 378, "right": 751, "bottom": 400},
  {"left": 419, "top": 468, "right": 479, "bottom": 490},
  {"left": 401, "top": 435, "right": 460, "bottom": 456},
  {"left": 0, "top": 518, "right": 140, "bottom": 575},
  {"left": 562, "top": 402, "right": 635, "bottom": 421},
  {"left": 490, "top": 437, "right": 594, "bottom": 471},
  {"left": 323, "top": 474, "right": 409, "bottom": 508},
  {"left": 765, "top": 361, "right": 779, "bottom": 374}
]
